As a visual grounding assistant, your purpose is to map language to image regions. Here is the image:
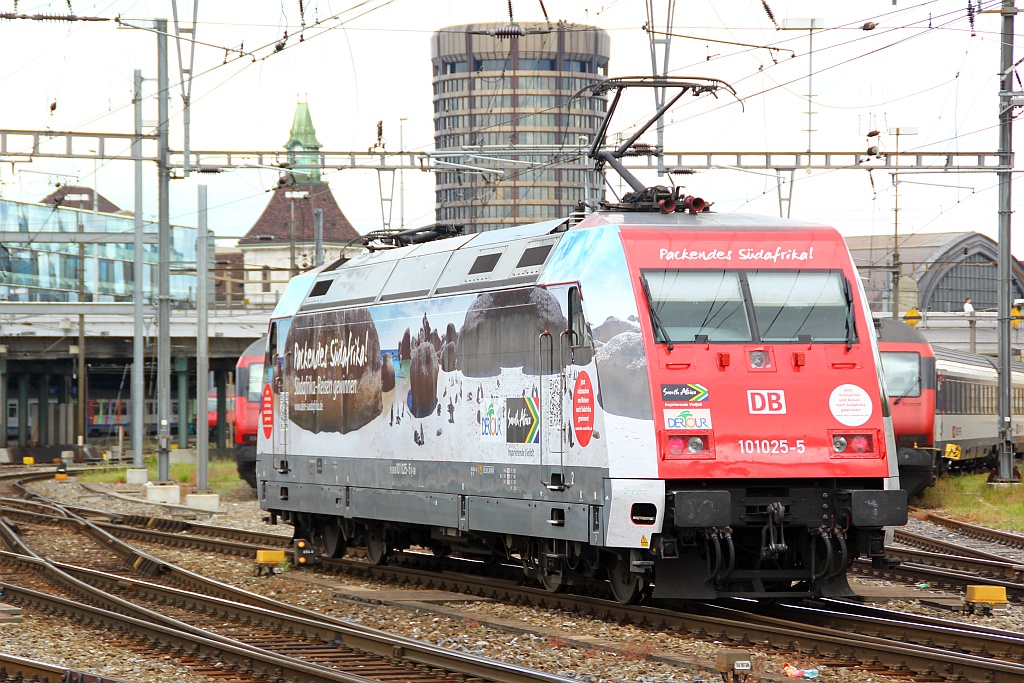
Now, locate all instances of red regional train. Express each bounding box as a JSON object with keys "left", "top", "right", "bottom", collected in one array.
[
  {"left": 876, "top": 318, "right": 1024, "bottom": 495},
  {"left": 233, "top": 337, "right": 266, "bottom": 488},
  {"left": 254, "top": 78, "right": 907, "bottom": 602}
]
